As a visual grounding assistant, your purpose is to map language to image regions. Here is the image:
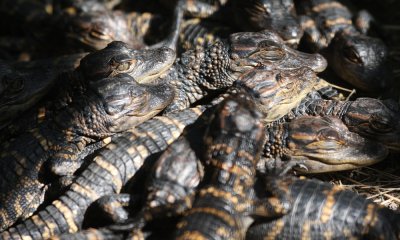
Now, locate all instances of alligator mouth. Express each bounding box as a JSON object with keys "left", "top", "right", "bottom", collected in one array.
[
  {"left": 292, "top": 158, "right": 362, "bottom": 174},
  {"left": 137, "top": 62, "right": 174, "bottom": 84},
  {"left": 290, "top": 143, "right": 389, "bottom": 173}
]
